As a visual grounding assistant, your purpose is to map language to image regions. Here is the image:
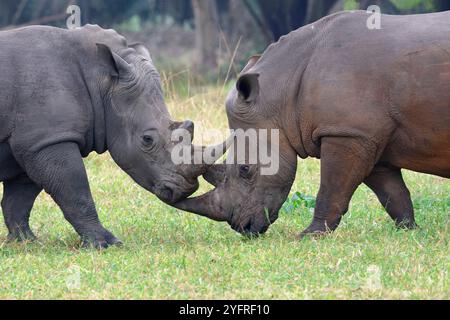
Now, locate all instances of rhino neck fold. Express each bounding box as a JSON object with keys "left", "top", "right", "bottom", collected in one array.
[
  {"left": 92, "top": 93, "right": 108, "bottom": 155},
  {"left": 87, "top": 75, "right": 108, "bottom": 155},
  {"left": 75, "top": 48, "right": 108, "bottom": 156},
  {"left": 283, "top": 64, "right": 310, "bottom": 160}
]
